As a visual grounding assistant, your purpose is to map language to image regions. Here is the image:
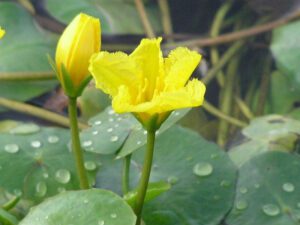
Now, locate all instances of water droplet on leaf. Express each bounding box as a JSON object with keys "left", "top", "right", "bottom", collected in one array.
[
  {"left": 10, "top": 123, "right": 40, "bottom": 134},
  {"left": 282, "top": 183, "right": 295, "bottom": 192},
  {"left": 262, "top": 204, "right": 280, "bottom": 216},
  {"left": 236, "top": 200, "right": 248, "bottom": 210},
  {"left": 193, "top": 162, "right": 213, "bottom": 177},
  {"left": 110, "top": 136, "right": 119, "bottom": 142},
  {"left": 36, "top": 182, "right": 47, "bottom": 197},
  {"left": 47, "top": 135, "right": 59, "bottom": 143},
  {"left": 31, "top": 140, "right": 42, "bottom": 148},
  {"left": 167, "top": 176, "right": 179, "bottom": 185},
  {"left": 4, "top": 144, "right": 19, "bottom": 153},
  {"left": 55, "top": 169, "right": 71, "bottom": 184},
  {"left": 84, "top": 161, "right": 97, "bottom": 171},
  {"left": 240, "top": 187, "right": 248, "bottom": 194}
]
